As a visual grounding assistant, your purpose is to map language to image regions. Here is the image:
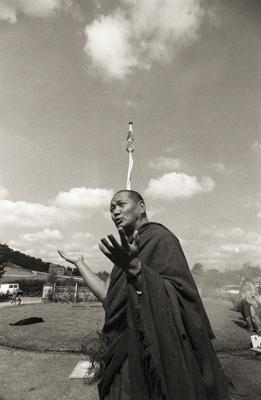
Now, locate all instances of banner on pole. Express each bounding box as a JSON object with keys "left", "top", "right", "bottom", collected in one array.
[{"left": 126, "top": 122, "right": 134, "bottom": 190}]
